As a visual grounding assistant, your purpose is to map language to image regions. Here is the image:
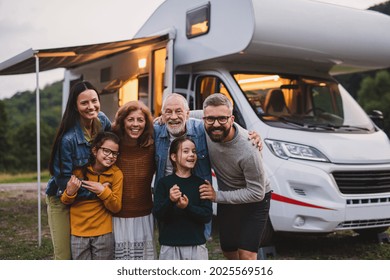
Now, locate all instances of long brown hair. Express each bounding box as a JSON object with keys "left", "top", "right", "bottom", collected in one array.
[
  {"left": 48, "top": 81, "right": 100, "bottom": 175},
  {"left": 111, "top": 100, "right": 154, "bottom": 147},
  {"left": 81, "top": 131, "right": 120, "bottom": 180}
]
